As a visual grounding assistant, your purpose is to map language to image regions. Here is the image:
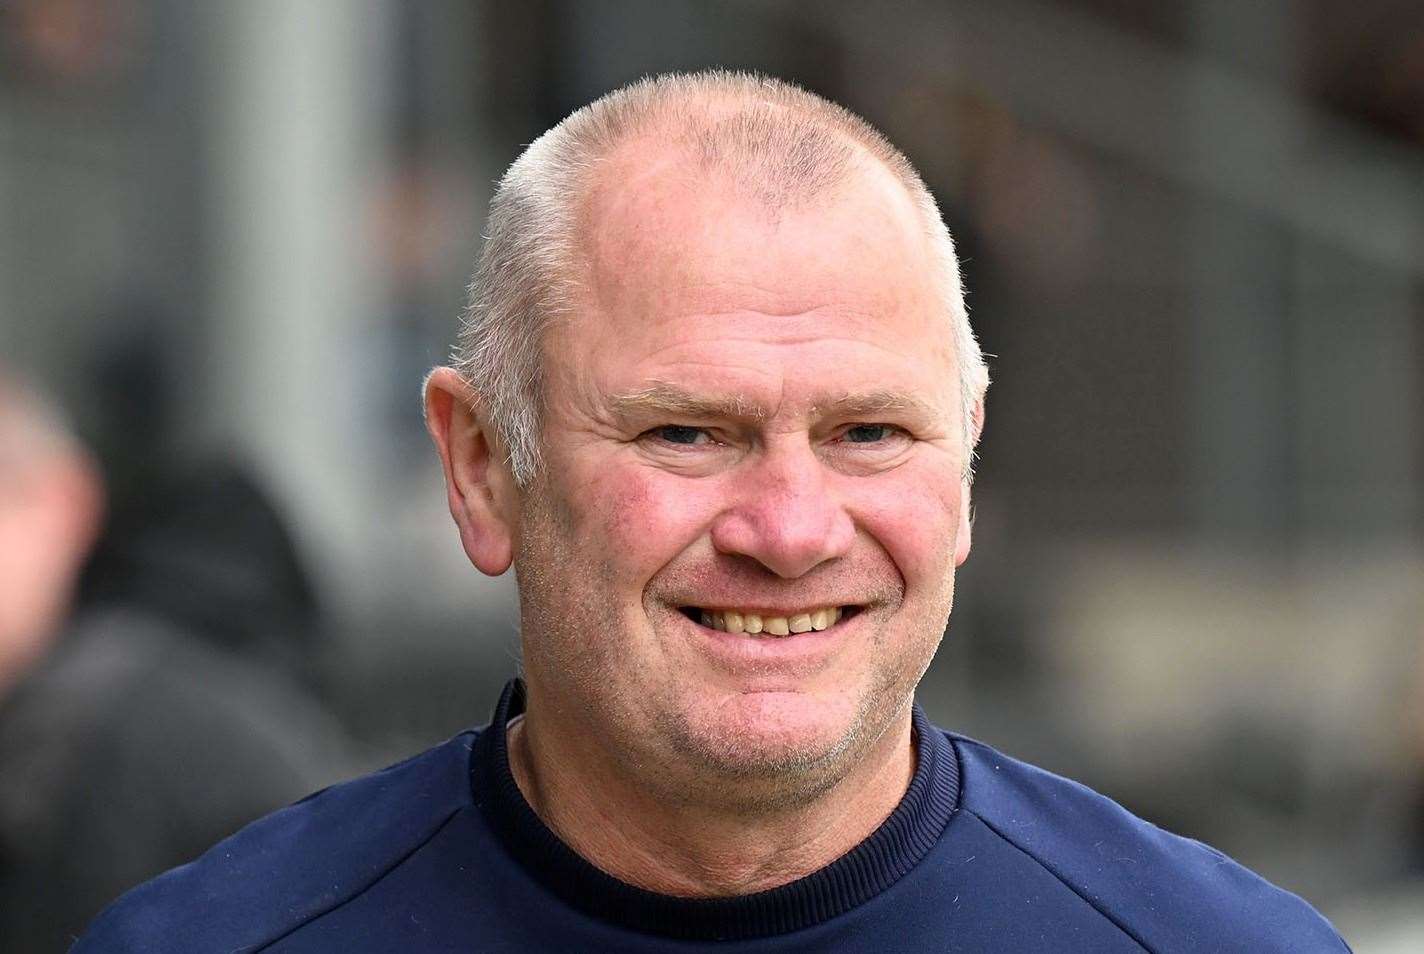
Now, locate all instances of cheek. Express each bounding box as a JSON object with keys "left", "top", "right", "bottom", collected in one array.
[
  {"left": 566, "top": 464, "right": 719, "bottom": 581},
  {"left": 852, "top": 470, "right": 964, "bottom": 586}
]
